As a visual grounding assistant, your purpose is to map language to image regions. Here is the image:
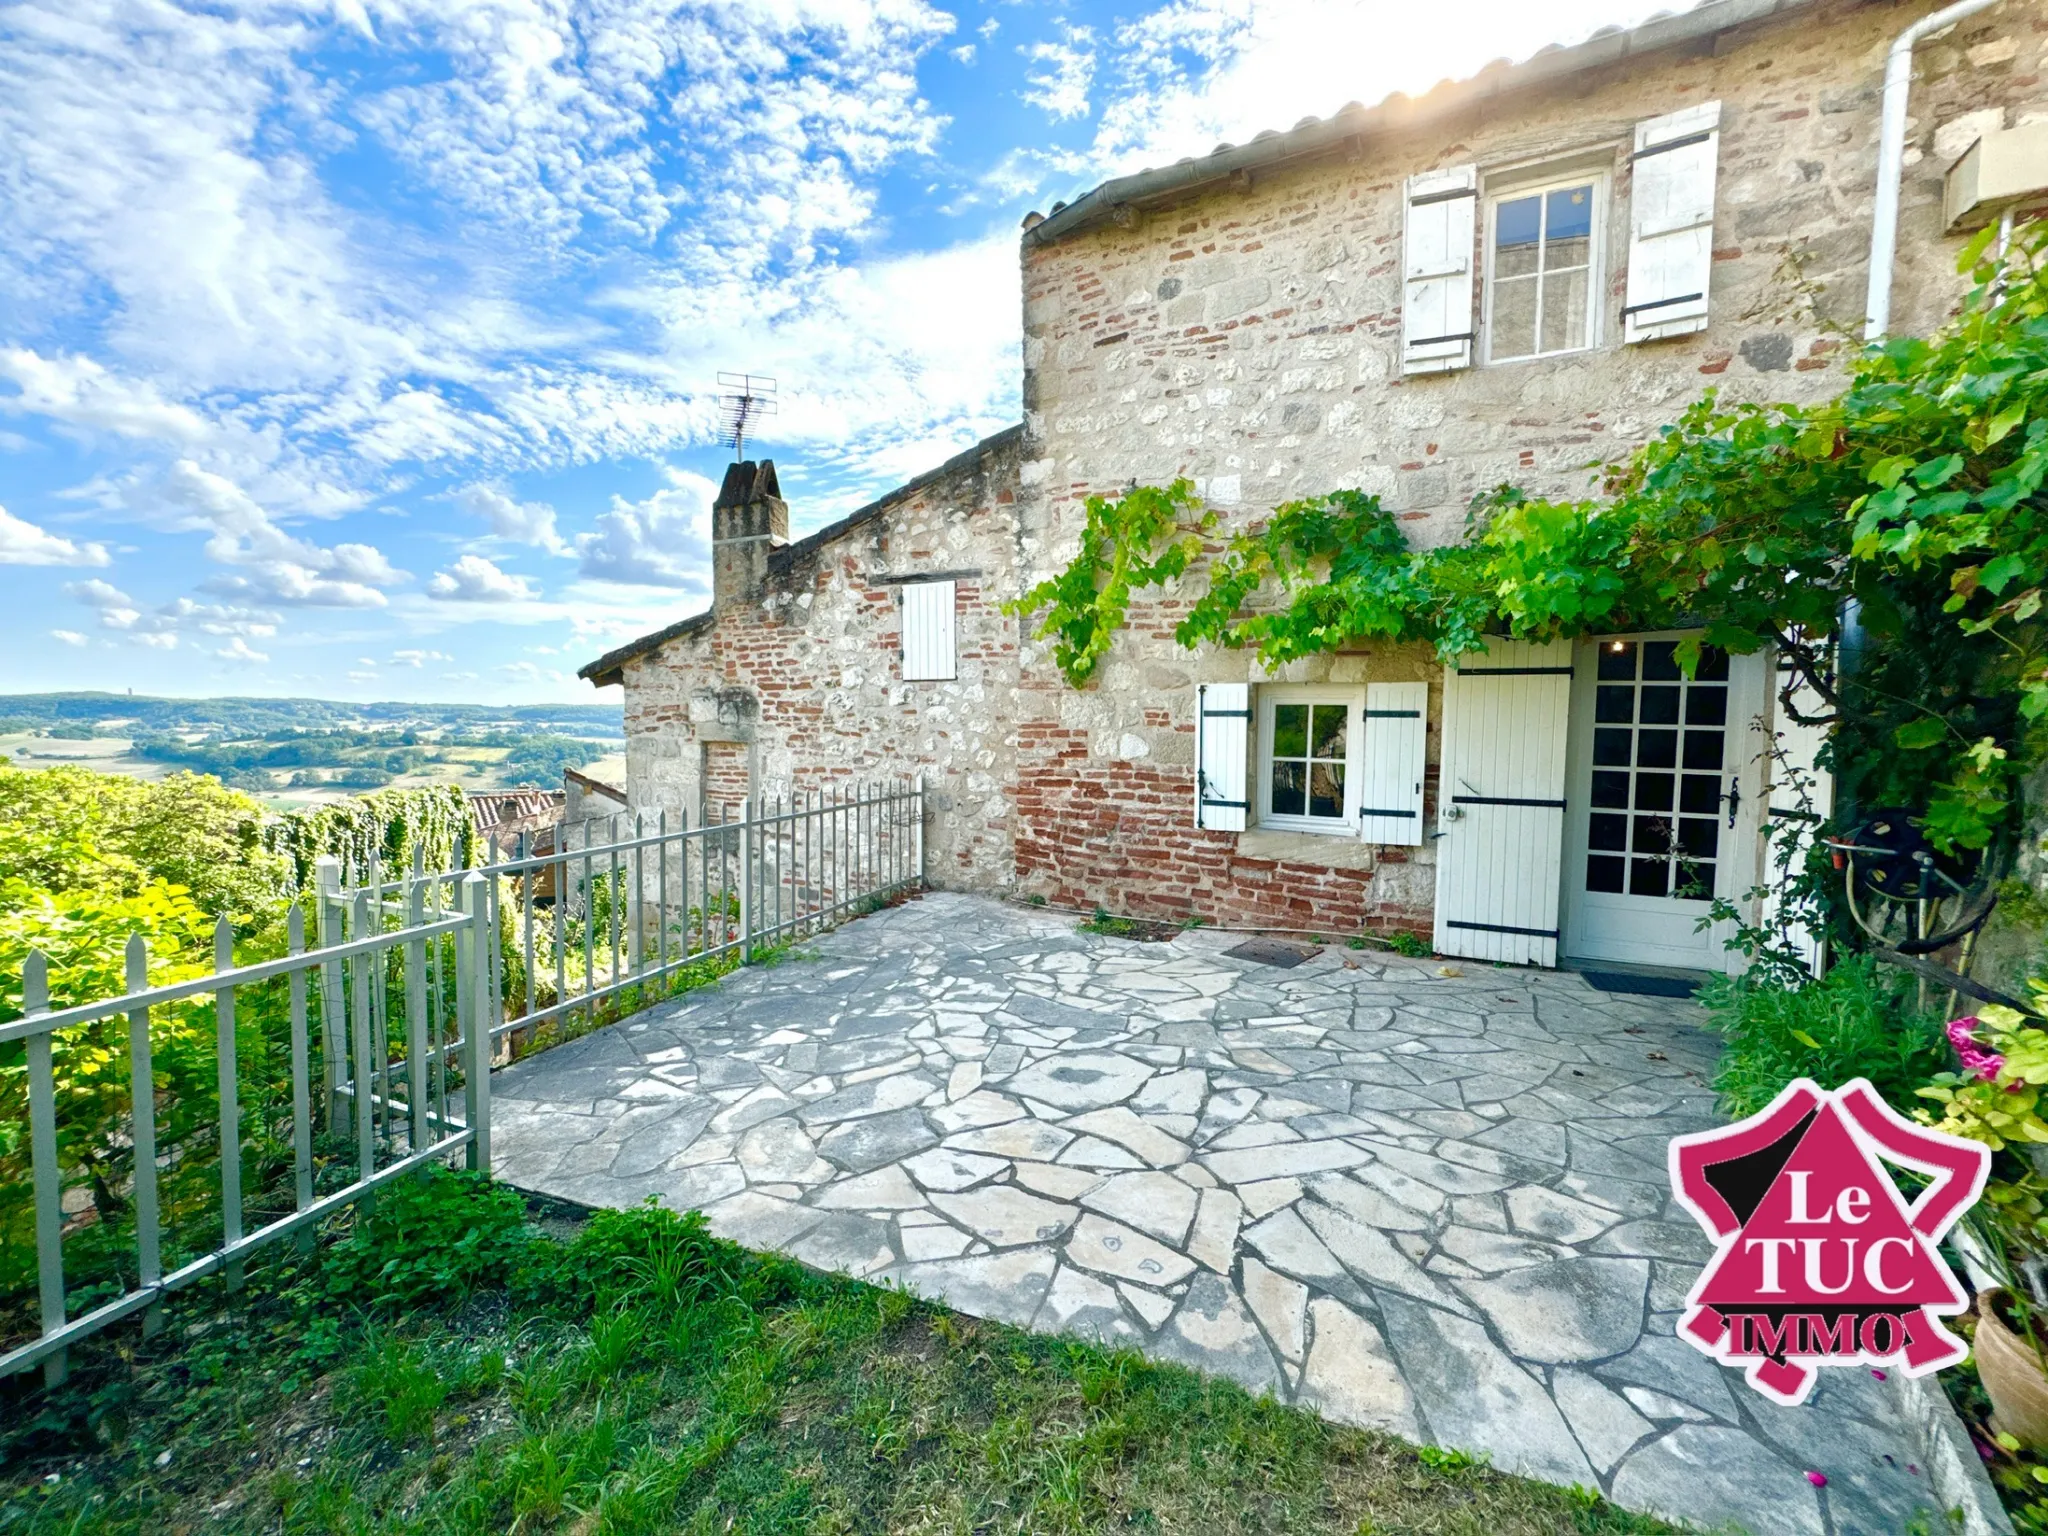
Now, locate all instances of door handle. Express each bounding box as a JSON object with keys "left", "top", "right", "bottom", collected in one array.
[{"left": 1726, "top": 775, "right": 1742, "bottom": 829}]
